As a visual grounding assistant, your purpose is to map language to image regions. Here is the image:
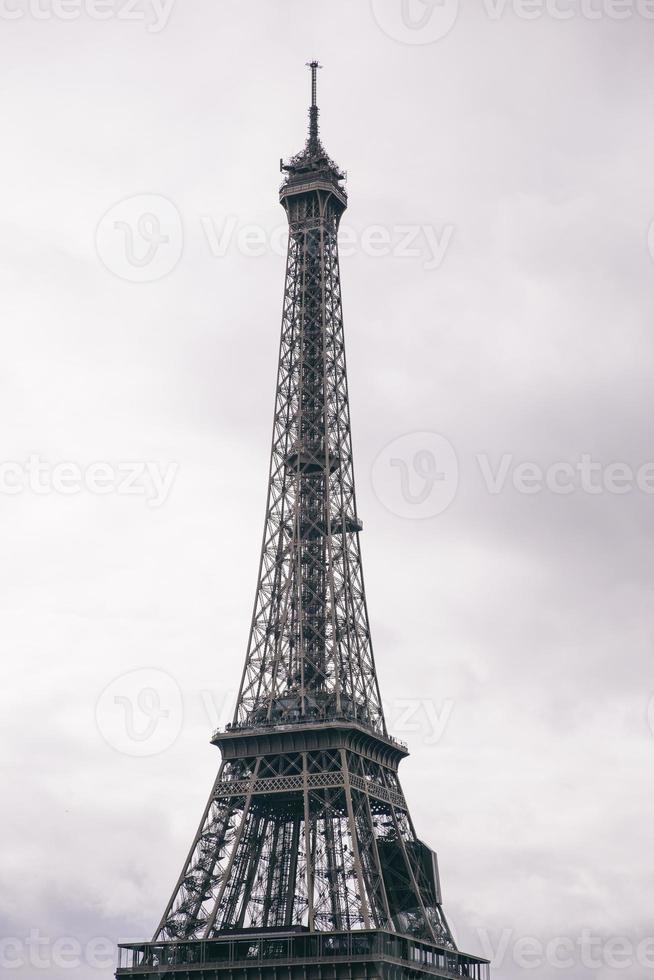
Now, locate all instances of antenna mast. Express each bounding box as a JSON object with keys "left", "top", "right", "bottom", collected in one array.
[{"left": 306, "top": 59, "right": 322, "bottom": 147}]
